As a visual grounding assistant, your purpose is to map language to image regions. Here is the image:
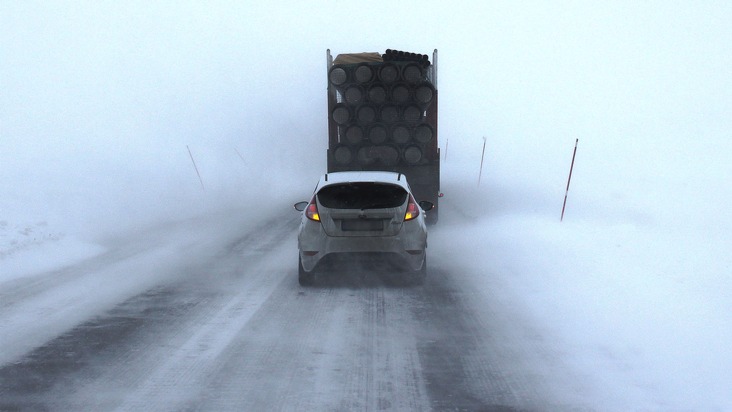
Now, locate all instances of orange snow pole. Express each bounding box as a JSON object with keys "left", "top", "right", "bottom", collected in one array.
[{"left": 560, "top": 139, "right": 578, "bottom": 222}]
